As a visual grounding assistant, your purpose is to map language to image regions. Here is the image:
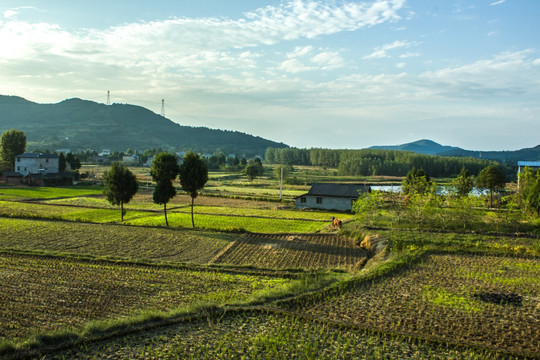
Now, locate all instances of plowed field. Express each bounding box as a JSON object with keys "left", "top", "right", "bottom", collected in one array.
[{"left": 213, "top": 233, "right": 368, "bottom": 270}]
